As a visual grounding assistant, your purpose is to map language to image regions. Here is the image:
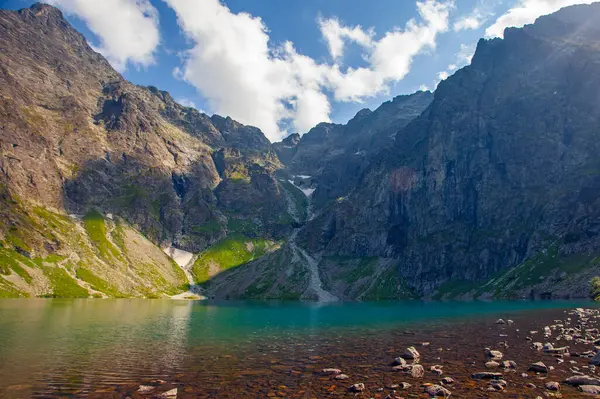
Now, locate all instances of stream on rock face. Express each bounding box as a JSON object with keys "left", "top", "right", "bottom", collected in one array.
[
  {"left": 285, "top": 176, "right": 336, "bottom": 302},
  {"left": 1, "top": 299, "right": 599, "bottom": 398}
]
